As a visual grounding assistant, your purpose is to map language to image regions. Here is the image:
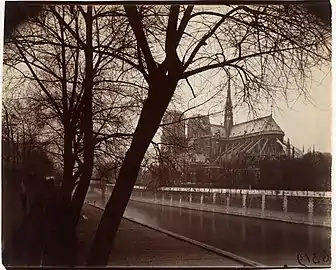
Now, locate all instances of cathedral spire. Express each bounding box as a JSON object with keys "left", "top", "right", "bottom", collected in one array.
[{"left": 224, "top": 78, "right": 233, "bottom": 137}]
